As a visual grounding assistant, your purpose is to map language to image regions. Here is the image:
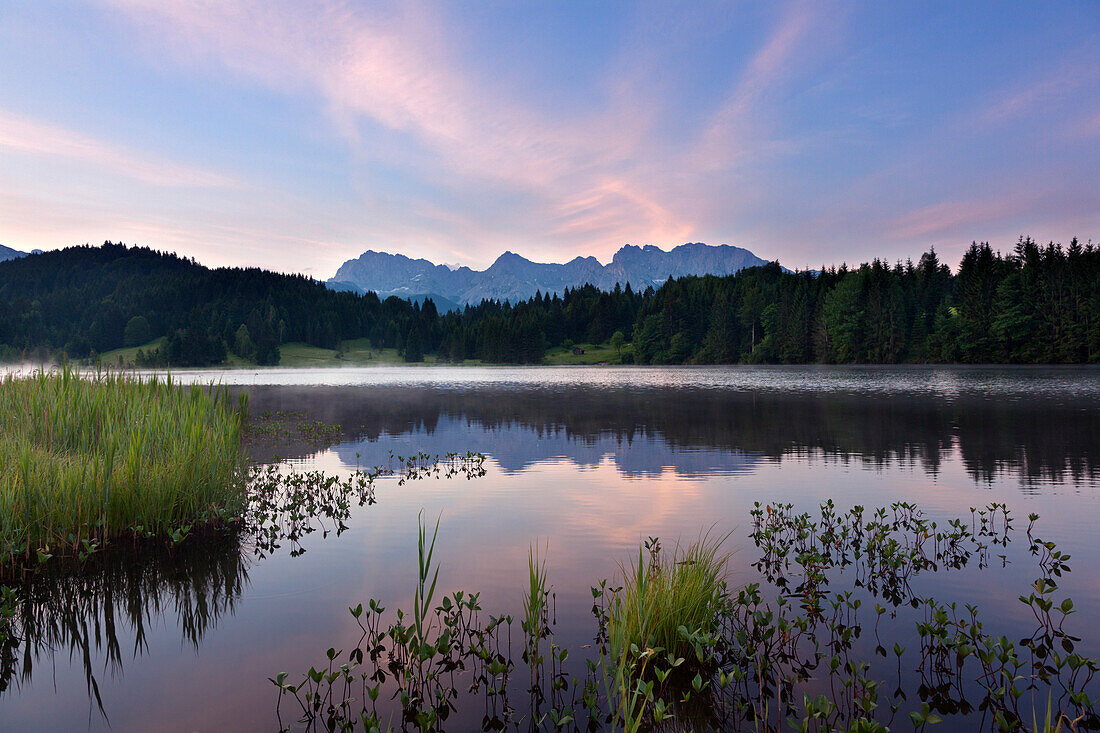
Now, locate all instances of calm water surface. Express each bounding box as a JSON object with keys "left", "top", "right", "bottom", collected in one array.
[{"left": 3, "top": 365, "right": 1099, "bottom": 731}]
